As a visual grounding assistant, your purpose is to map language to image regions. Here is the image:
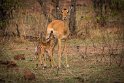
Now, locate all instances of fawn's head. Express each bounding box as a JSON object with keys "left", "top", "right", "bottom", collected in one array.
[
  {"left": 46, "top": 31, "right": 57, "bottom": 47},
  {"left": 49, "top": 31, "right": 54, "bottom": 40},
  {"left": 46, "top": 31, "right": 55, "bottom": 42}
]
